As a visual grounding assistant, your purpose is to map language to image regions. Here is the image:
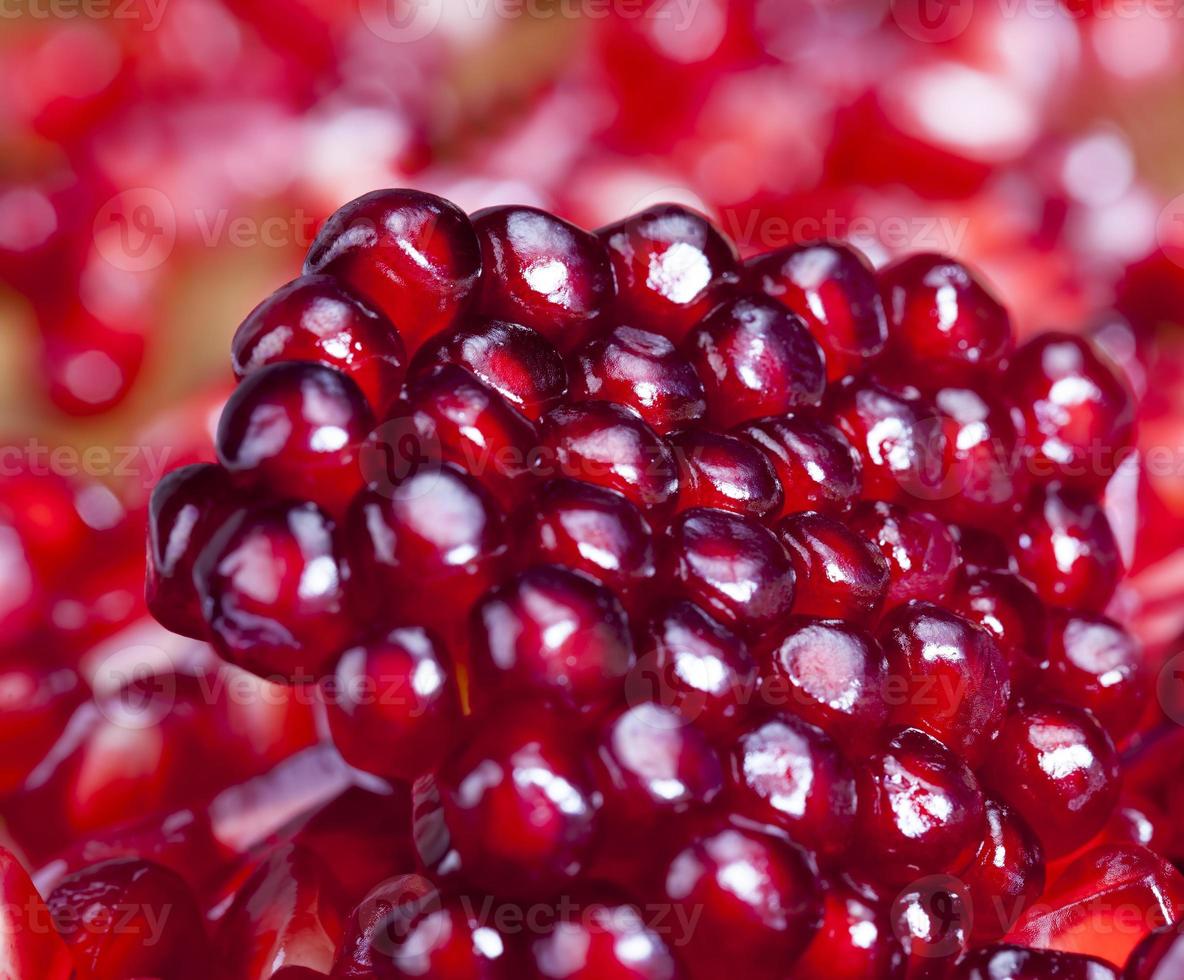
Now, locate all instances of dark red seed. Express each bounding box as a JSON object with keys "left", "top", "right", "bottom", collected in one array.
[
  {"left": 146, "top": 463, "right": 236, "bottom": 639},
  {"left": 880, "top": 253, "right": 1014, "bottom": 375},
  {"left": 323, "top": 627, "right": 461, "bottom": 784},
  {"left": 525, "top": 901, "right": 686, "bottom": 979},
  {"left": 947, "top": 570, "right": 1048, "bottom": 669},
  {"left": 216, "top": 361, "right": 374, "bottom": 515},
  {"left": 671, "top": 430, "right": 783, "bottom": 519},
  {"left": 569, "top": 324, "right": 706, "bottom": 434},
  {"left": 538, "top": 401, "right": 680, "bottom": 512},
  {"left": 877, "top": 602, "right": 1010, "bottom": 765},
  {"left": 231, "top": 275, "right": 406, "bottom": 414},
  {"left": 758, "top": 620, "right": 889, "bottom": 755},
  {"left": 410, "top": 316, "right": 567, "bottom": 421},
  {"left": 1037, "top": 610, "right": 1145, "bottom": 741},
  {"left": 961, "top": 799, "right": 1046, "bottom": 943},
  {"left": 471, "top": 204, "right": 614, "bottom": 351},
  {"left": 728, "top": 714, "right": 857, "bottom": 859},
  {"left": 849, "top": 501, "right": 962, "bottom": 607},
  {"left": 304, "top": 188, "right": 482, "bottom": 352},
  {"left": 778, "top": 512, "right": 889, "bottom": 623},
  {"left": 1006, "top": 331, "right": 1135, "bottom": 489},
  {"left": 632, "top": 600, "right": 759, "bottom": 740},
  {"left": 735, "top": 414, "right": 862, "bottom": 517},
  {"left": 468, "top": 565, "right": 635, "bottom": 714},
  {"left": 656, "top": 822, "right": 821, "bottom": 980},
  {"left": 981, "top": 703, "right": 1121, "bottom": 858},
  {"left": 1010, "top": 483, "right": 1121, "bottom": 610},
  {"left": 793, "top": 875, "right": 905, "bottom": 979},
  {"left": 660, "top": 508, "right": 795, "bottom": 637},
  {"left": 745, "top": 240, "right": 888, "bottom": 382},
  {"left": 684, "top": 294, "right": 826, "bottom": 429},
  {"left": 853, "top": 728, "right": 986, "bottom": 887},
  {"left": 598, "top": 203, "right": 739, "bottom": 343},
  {"left": 420, "top": 701, "right": 600, "bottom": 898},
  {"left": 193, "top": 501, "right": 353, "bottom": 682},
  {"left": 512, "top": 479, "right": 655, "bottom": 603}
]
